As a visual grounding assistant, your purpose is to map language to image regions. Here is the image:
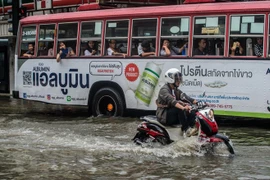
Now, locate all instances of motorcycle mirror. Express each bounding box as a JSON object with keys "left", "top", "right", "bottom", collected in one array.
[{"left": 202, "top": 91, "right": 206, "bottom": 97}]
